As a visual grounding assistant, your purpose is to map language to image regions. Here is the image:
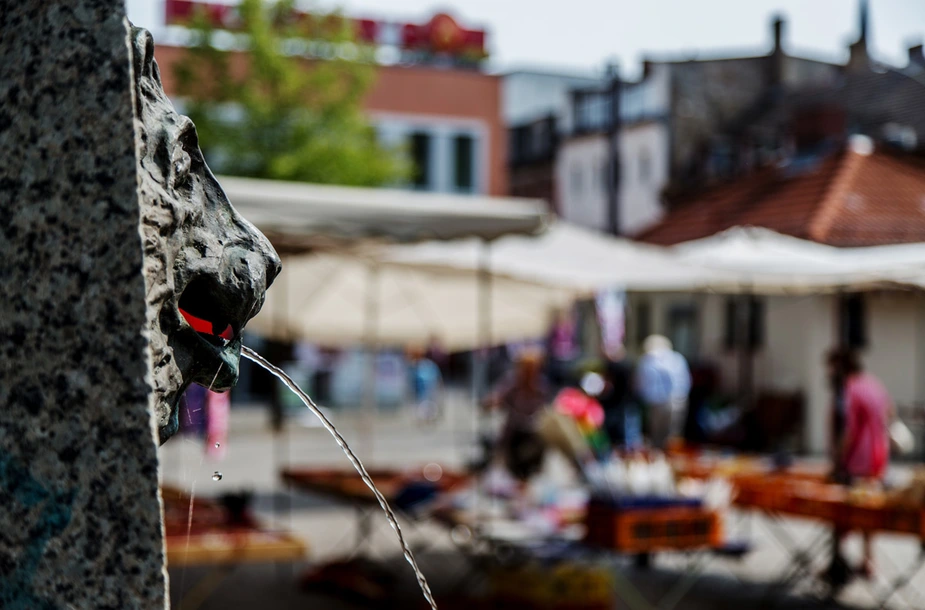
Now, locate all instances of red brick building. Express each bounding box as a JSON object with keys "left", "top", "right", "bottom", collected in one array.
[{"left": 150, "top": 1, "right": 507, "bottom": 196}]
